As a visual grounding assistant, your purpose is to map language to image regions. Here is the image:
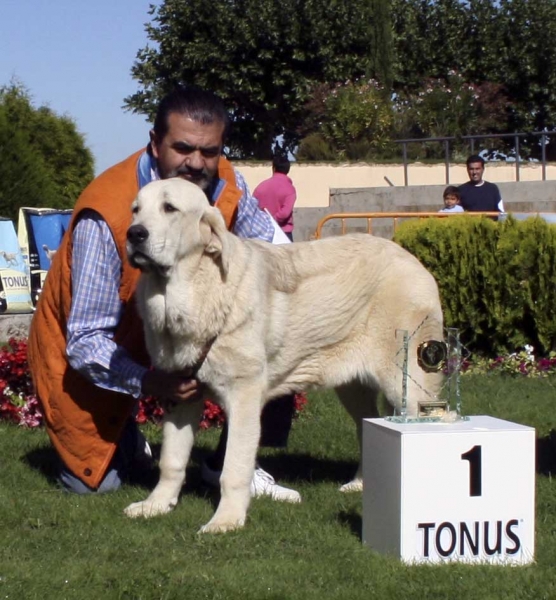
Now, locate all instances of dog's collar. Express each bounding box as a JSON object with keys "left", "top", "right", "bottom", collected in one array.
[{"left": 185, "top": 335, "right": 217, "bottom": 378}]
